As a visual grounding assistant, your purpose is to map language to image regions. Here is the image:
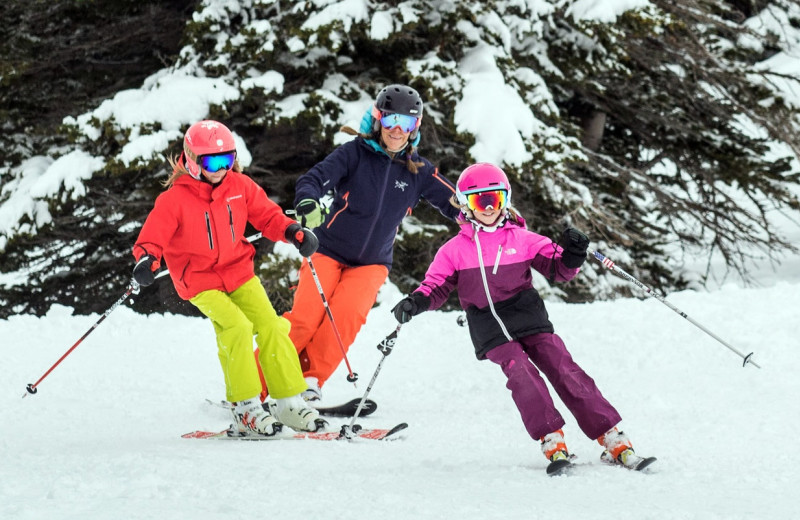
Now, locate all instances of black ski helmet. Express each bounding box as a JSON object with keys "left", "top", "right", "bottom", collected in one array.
[
  {"left": 375, "top": 84, "right": 424, "bottom": 117},
  {"left": 372, "top": 84, "right": 424, "bottom": 140}
]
